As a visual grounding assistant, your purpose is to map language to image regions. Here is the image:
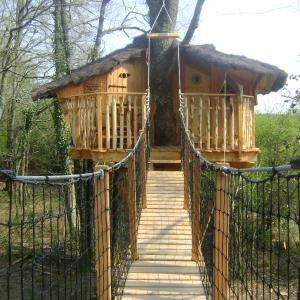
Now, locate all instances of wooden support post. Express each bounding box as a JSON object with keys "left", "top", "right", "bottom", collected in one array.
[
  {"left": 237, "top": 85, "right": 244, "bottom": 158},
  {"left": 112, "top": 96, "right": 117, "bottom": 150},
  {"left": 142, "top": 94, "right": 147, "bottom": 128},
  {"left": 185, "top": 96, "right": 189, "bottom": 130},
  {"left": 128, "top": 155, "right": 138, "bottom": 260},
  {"left": 94, "top": 166, "right": 111, "bottom": 300},
  {"left": 213, "top": 165, "right": 229, "bottom": 300},
  {"left": 140, "top": 130, "right": 147, "bottom": 209},
  {"left": 97, "top": 95, "right": 103, "bottom": 151},
  {"left": 183, "top": 132, "right": 190, "bottom": 210},
  {"left": 192, "top": 152, "right": 200, "bottom": 261}
]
